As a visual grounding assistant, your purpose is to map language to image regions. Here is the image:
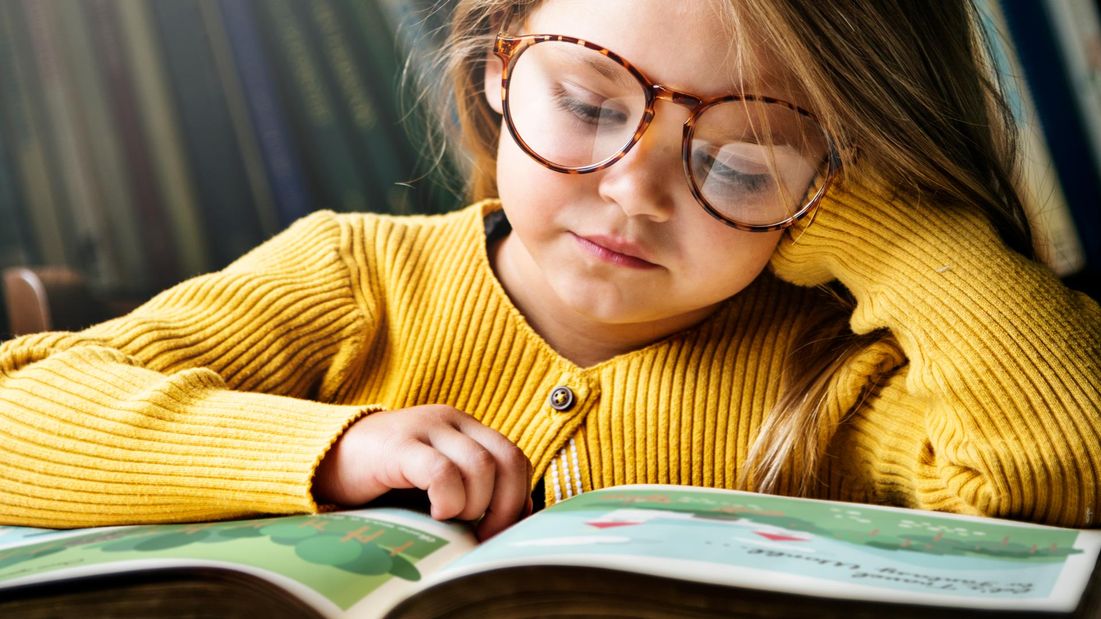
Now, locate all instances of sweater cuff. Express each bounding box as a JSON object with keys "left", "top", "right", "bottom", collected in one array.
[
  {"left": 771, "top": 179, "right": 999, "bottom": 287},
  {"left": 3, "top": 376, "right": 377, "bottom": 526},
  {"left": 768, "top": 179, "right": 1058, "bottom": 334}
]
